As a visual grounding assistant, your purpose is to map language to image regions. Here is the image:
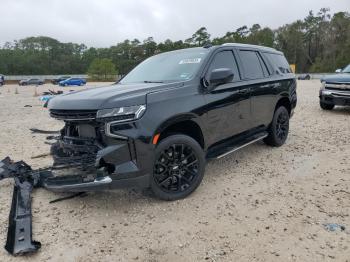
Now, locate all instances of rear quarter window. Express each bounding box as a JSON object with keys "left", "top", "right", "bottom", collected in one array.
[{"left": 264, "top": 53, "right": 292, "bottom": 74}]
